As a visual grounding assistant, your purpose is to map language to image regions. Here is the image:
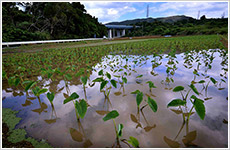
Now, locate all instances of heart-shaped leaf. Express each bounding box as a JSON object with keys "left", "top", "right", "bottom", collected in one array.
[
  {"left": 63, "top": 92, "right": 79, "bottom": 104},
  {"left": 131, "top": 90, "right": 140, "bottom": 94},
  {"left": 80, "top": 76, "right": 88, "bottom": 85},
  {"left": 210, "top": 77, "right": 217, "bottom": 84},
  {"left": 93, "top": 77, "right": 104, "bottom": 82},
  {"left": 106, "top": 72, "right": 111, "bottom": 79},
  {"left": 103, "top": 110, "right": 119, "bottom": 121},
  {"left": 146, "top": 81, "right": 156, "bottom": 89},
  {"left": 98, "top": 69, "right": 103, "bottom": 76},
  {"left": 136, "top": 92, "right": 143, "bottom": 107},
  {"left": 173, "top": 86, "right": 184, "bottom": 92},
  {"left": 47, "top": 92, "right": 55, "bottom": 103},
  {"left": 110, "top": 79, "right": 117, "bottom": 88},
  {"left": 75, "top": 99, "right": 87, "bottom": 119},
  {"left": 147, "top": 97, "right": 158, "bottom": 112},
  {"left": 167, "top": 99, "right": 186, "bottom": 108},
  {"left": 122, "top": 77, "right": 127, "bottom": 84},
  {"left": 65, "top": 74, "right": 72, "bottom": 80},
  {"left": 100, "top": 81, "right": 108, "bottom": 90},
  {"left": 189, "top": 84, "right": 199, "bottom": 95},
  {"left": 128, "top": 136, "right": 139, "bottom": 148},
  {"left": 38, "top": 88, "right": 48, "bottom": 96},
  {"left": 25, "top": 81, "right": 37, "bottom": 91},
  {"left": 193, "top": 98, "right": 205, "bottom": 120}
]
